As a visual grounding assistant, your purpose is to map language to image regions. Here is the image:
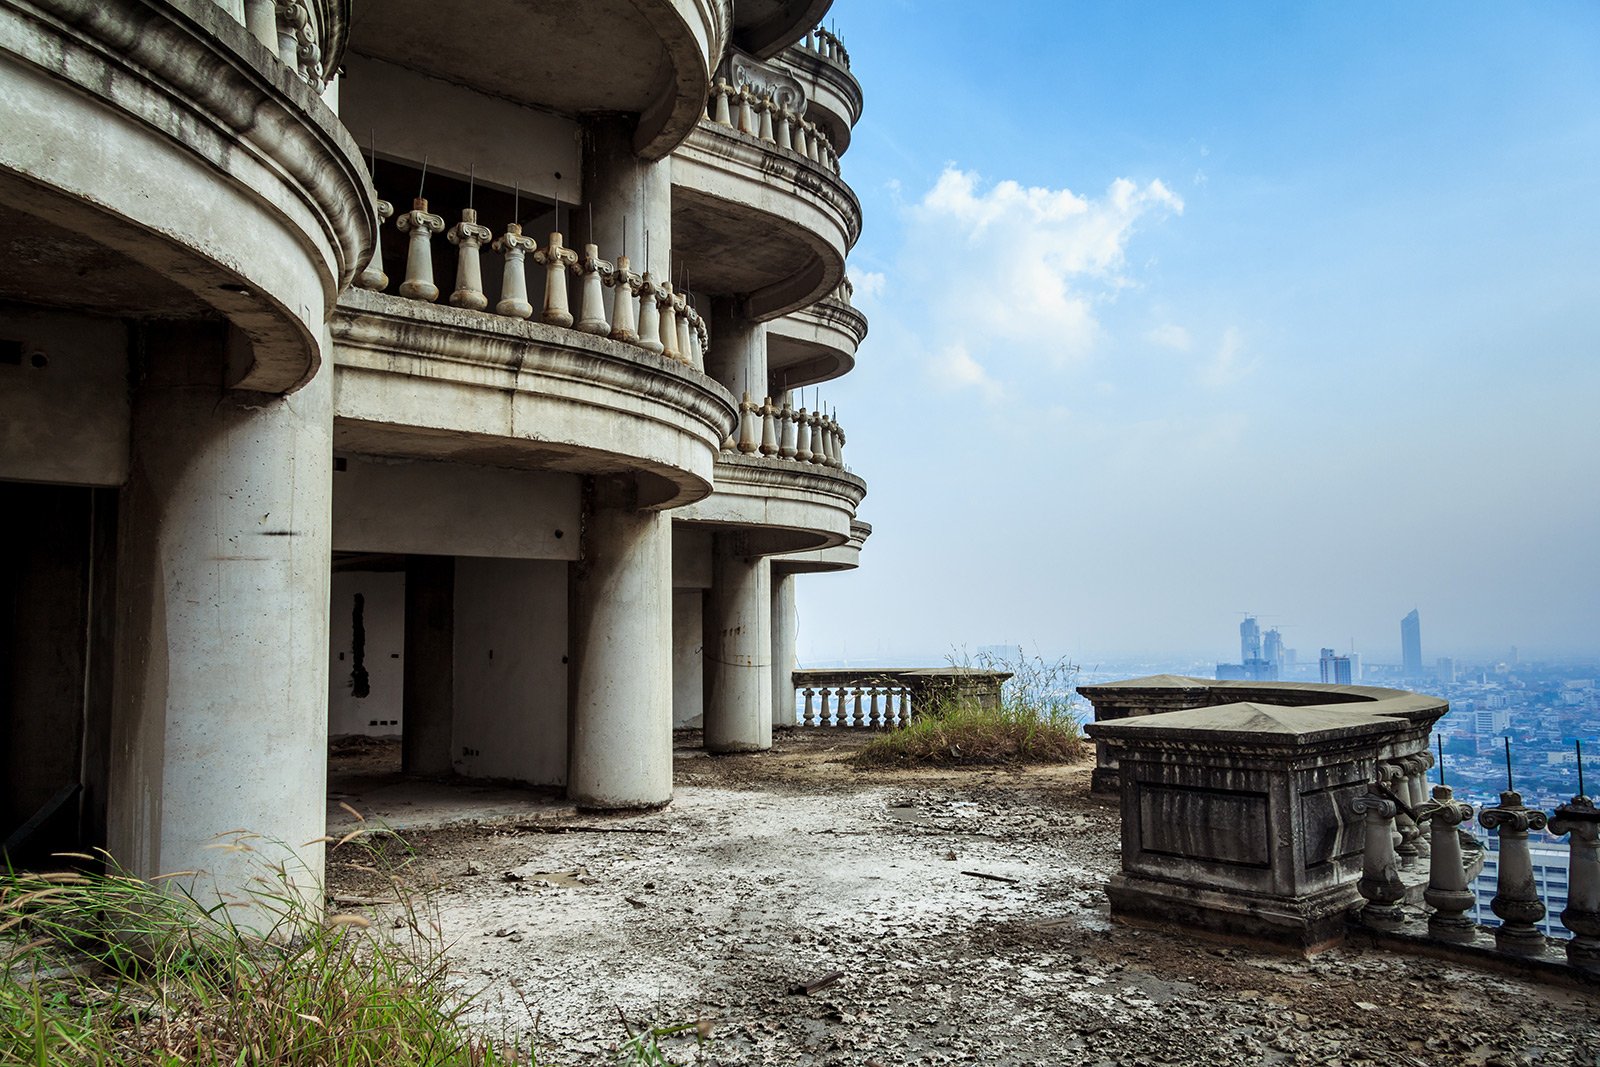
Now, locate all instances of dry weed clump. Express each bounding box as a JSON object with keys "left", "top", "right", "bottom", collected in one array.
[{"left": 855, "top": 650, "right": 1087, "bottom": 768}]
